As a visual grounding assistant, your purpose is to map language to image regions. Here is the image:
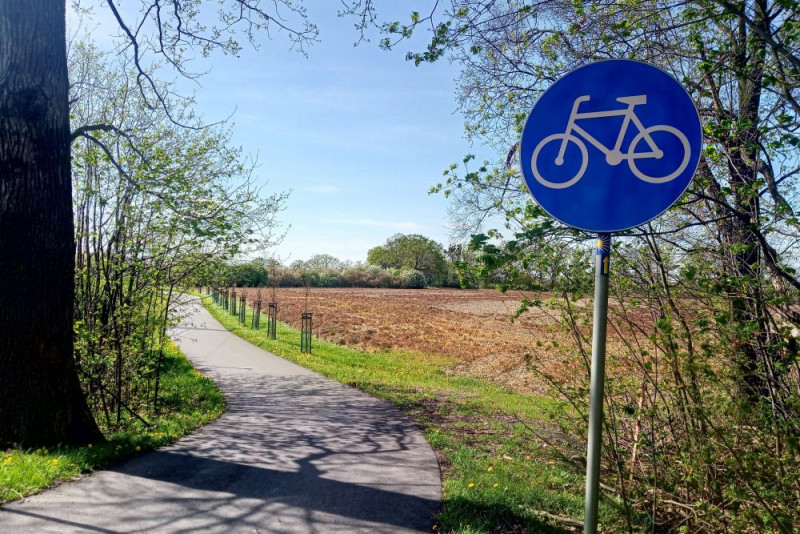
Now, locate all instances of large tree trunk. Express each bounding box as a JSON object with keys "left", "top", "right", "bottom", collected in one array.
[
  {"left": 722, "top": 0, "right": 772, "bottom": 402},
  {"left": 0, "top": 1, "right": 102, "bottom": 446}
]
